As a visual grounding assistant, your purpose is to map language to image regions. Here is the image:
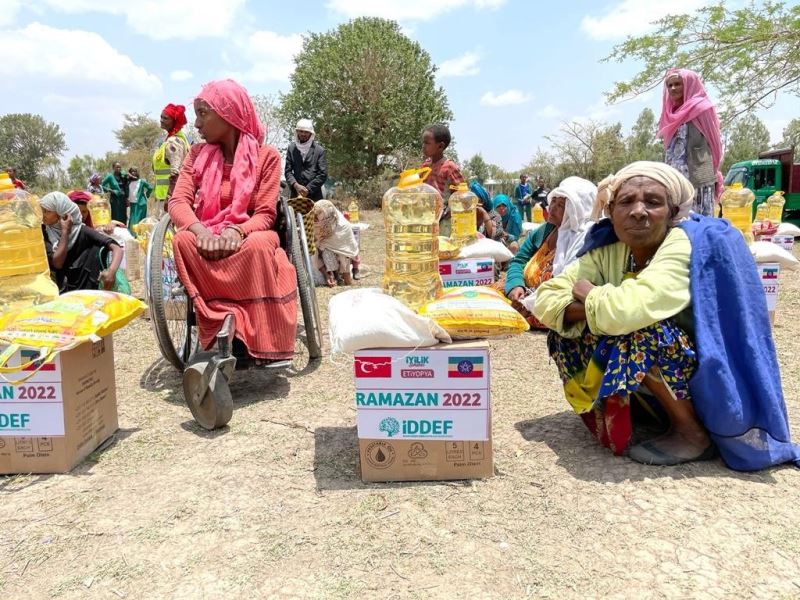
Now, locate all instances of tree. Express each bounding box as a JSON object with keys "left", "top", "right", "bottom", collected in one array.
[
  {"left": 604, "top": 2, "right": 800, "bottom": 122},
  {"left": 775, "top": 118, "right": 800, "bottom": 149},
  {"left": 252, "top": 94, "right": 290, "bottom": 154},
  {"left": 0, "top": 113, "right": 67, "bottom": 184},
  {"left": 115, "top": 113, "right": 162, "bottom": 152},
  {"left": 626, "top": 108, "right": 664, "bottom": 163},
  {"left": 67, "top": 154, "right": 104, "bottom": 189},
  {"left": 723, "top": 115, "right": 771, "bottom": 172},
  {"left": 546, "top": 120, "right": 626, "bottom": 183},
  {"left": 280, "top": 18, "right": 453, "bottom": 184},
  {"left": 463, "top": 154, "right": 489, "bottom": 183},
  {"left": 592, "top": 123, "right": 626, "bottom": 180}
]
